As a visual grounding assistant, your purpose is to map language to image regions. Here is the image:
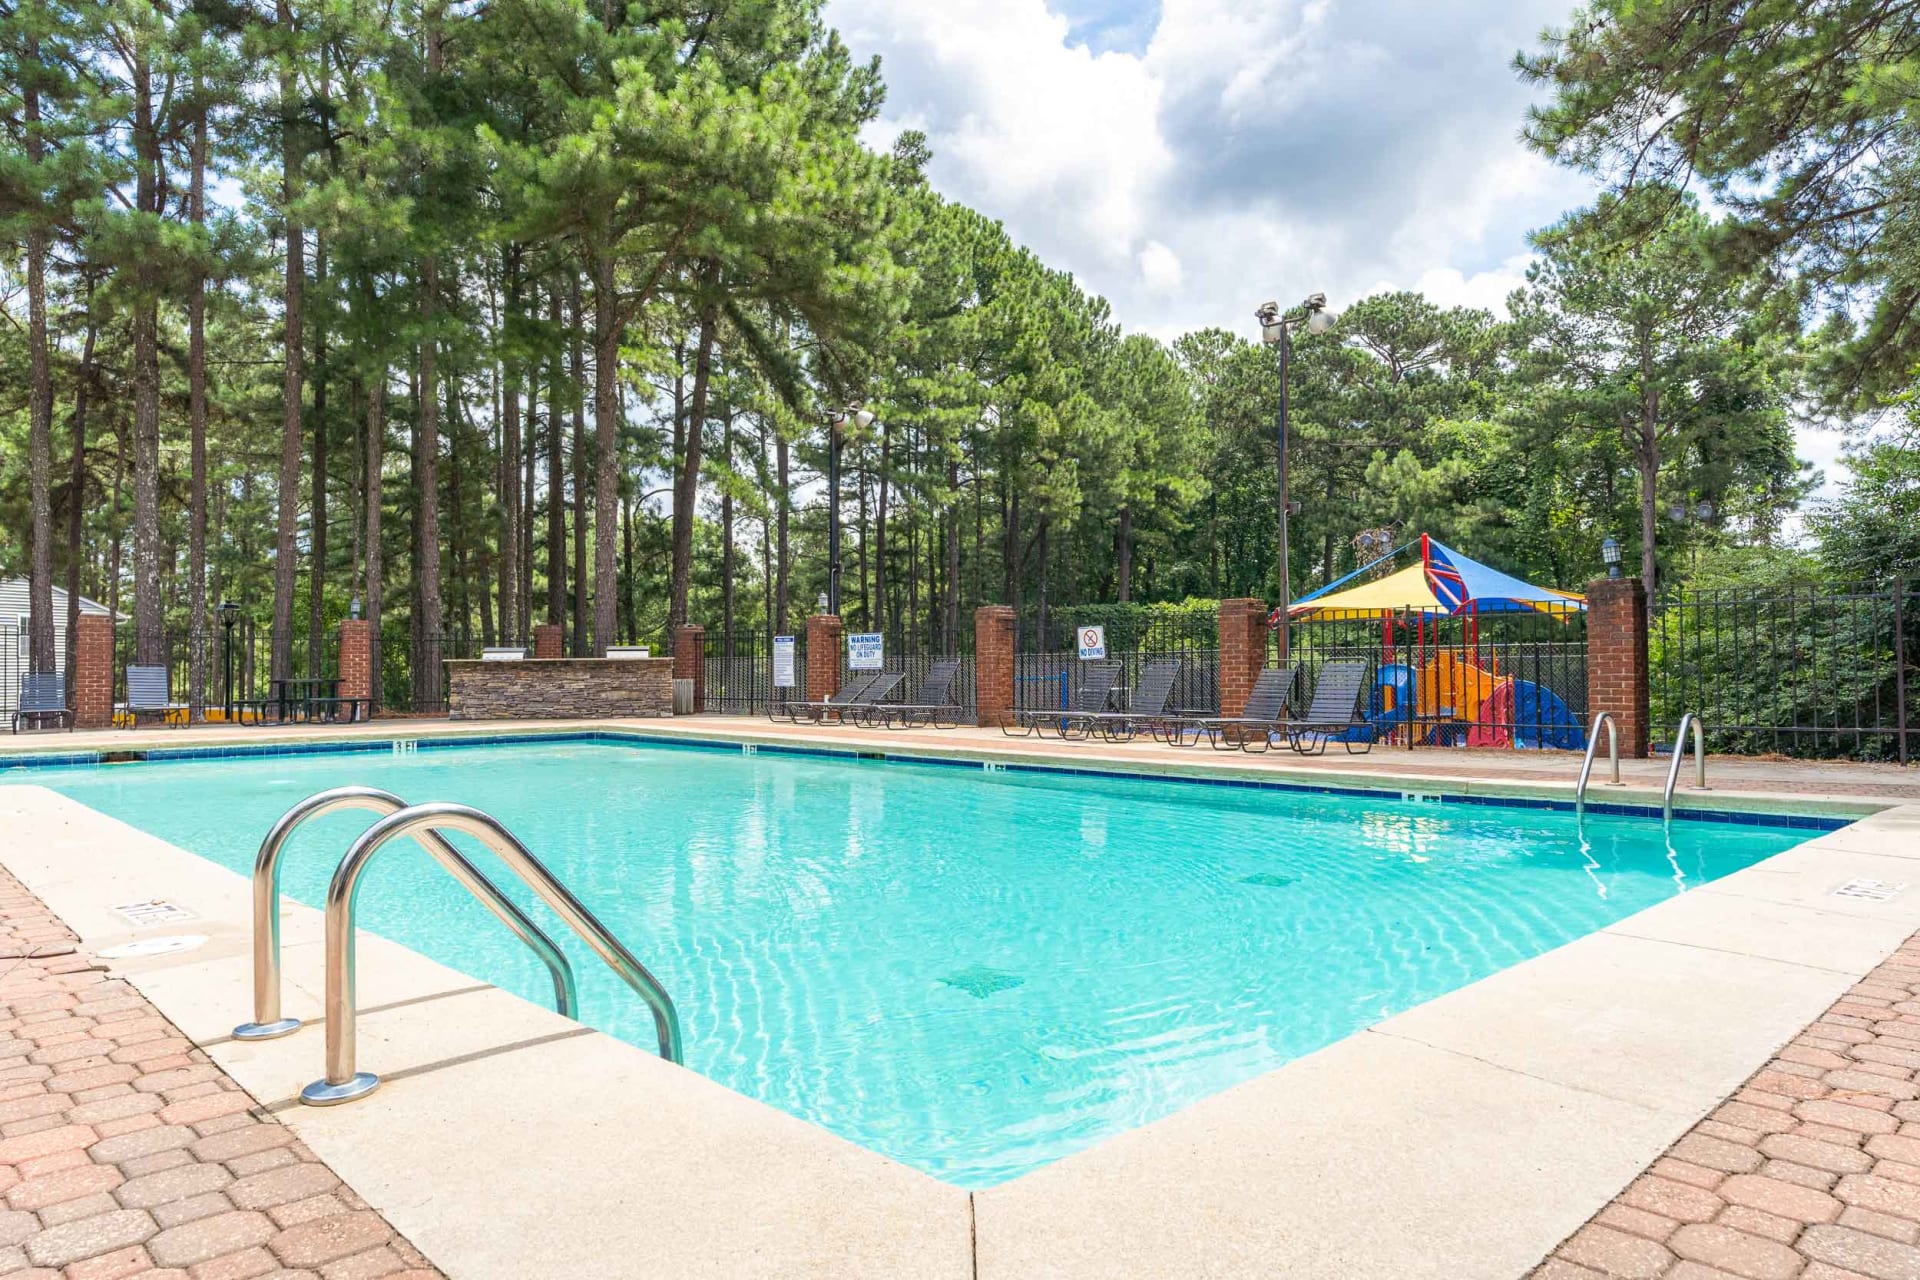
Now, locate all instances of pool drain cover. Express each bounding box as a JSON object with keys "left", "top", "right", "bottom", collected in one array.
[
  {"left": 1239, "top": 873, "right": 1298, "bottom": 888},
  {"left": 940, "top": 965, "right": 1024, "bottom": 998},
  {"left": 111, "top": 899, "right": 197, "bottom": 928},
  {"left": 1833, "top": 878, "right": 1907, "bottom": 902}
]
